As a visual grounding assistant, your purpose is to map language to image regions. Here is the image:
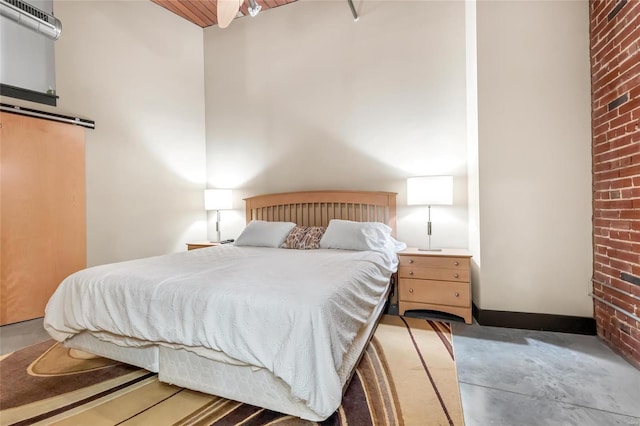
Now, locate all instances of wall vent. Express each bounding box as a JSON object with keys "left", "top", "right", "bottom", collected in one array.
[{"left": 0, "top": 0, "right": 61, "bottom": 40}]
